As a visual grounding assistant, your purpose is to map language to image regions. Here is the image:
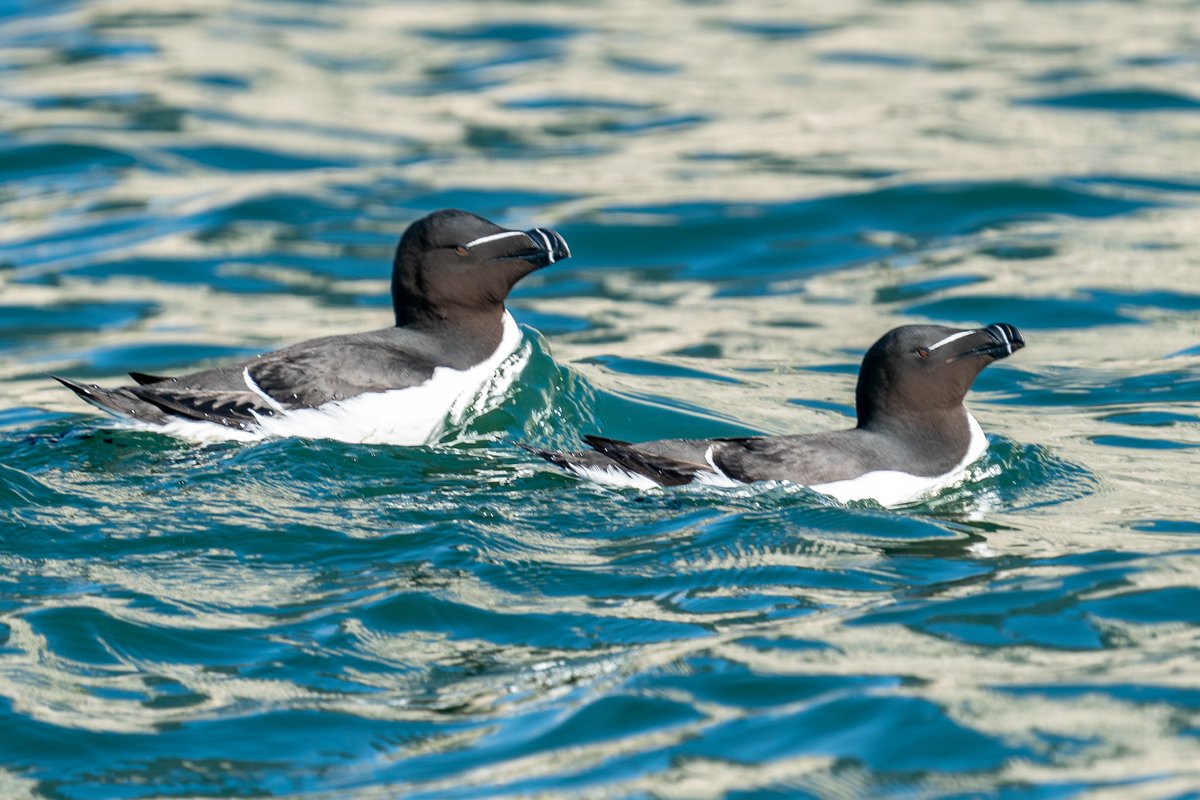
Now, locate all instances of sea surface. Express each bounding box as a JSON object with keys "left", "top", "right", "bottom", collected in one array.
[{"left": 2, "top": 1, "right": 1200, "bottom": 797}]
